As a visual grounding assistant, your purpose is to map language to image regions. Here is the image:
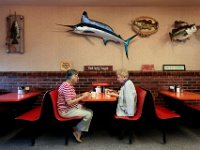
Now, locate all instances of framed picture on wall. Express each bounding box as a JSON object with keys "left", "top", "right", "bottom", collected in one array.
[{"left": 163, "top": 64, "right": 186, "bottom": 71}]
